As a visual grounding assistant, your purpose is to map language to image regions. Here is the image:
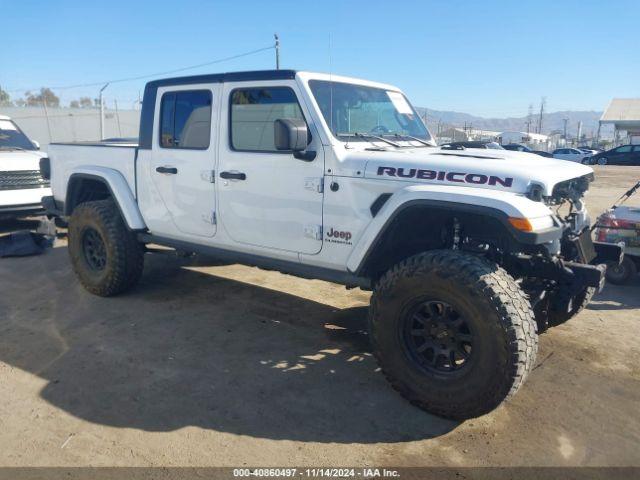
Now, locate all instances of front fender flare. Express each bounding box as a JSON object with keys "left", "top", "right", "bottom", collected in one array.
[
  {"left": 346, "top": 184, "right": 557, "bottom": 274},
  {"left": 66, "top": 166, "right": 146, "bottom": 230}
]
